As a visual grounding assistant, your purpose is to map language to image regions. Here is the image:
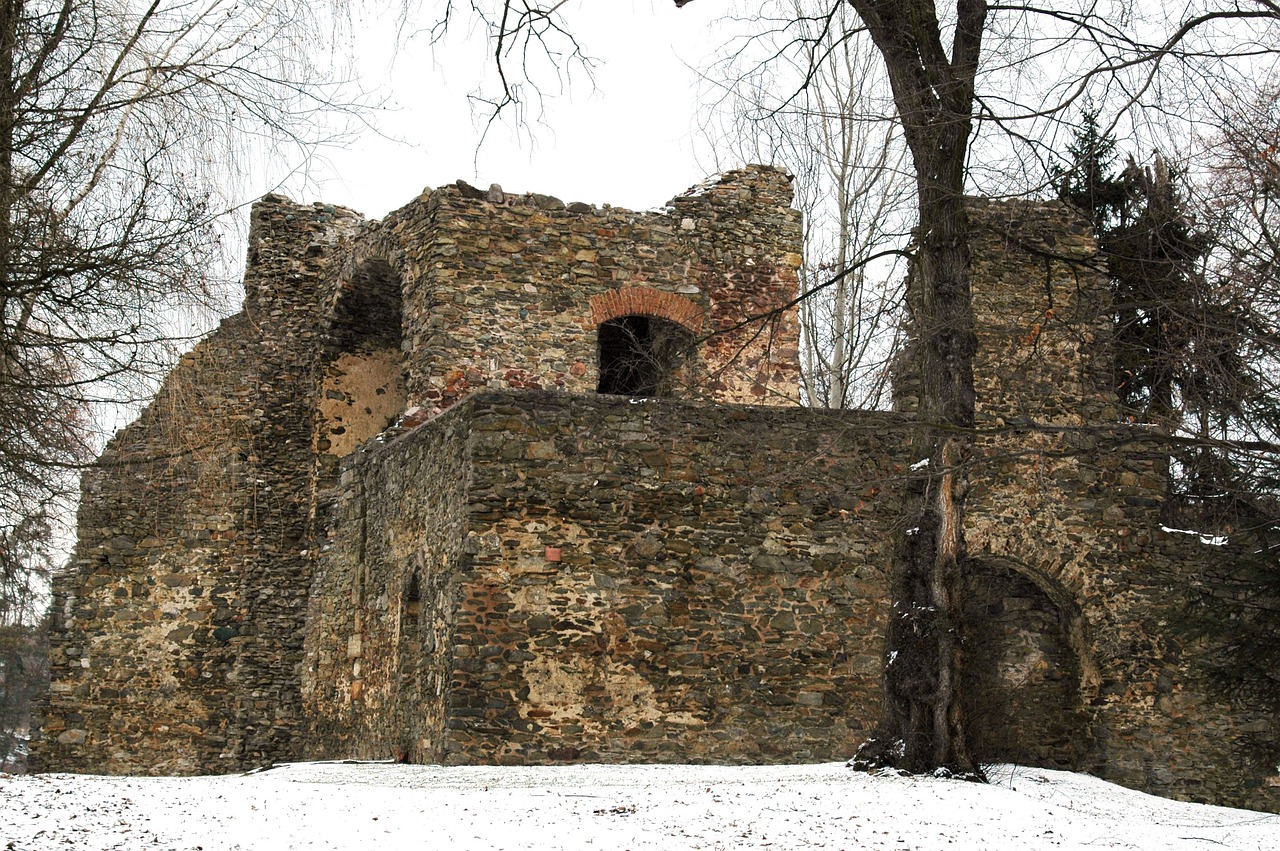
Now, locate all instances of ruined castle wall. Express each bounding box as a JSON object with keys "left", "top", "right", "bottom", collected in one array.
[
  {"left": 302, "top": 388, "right": 1191, "bottom": 776},
  {"left": 894, "top": 198, "right": 1117, "bottom": 423},
  {"left": 300, "top": 391, "right": 911, "bottom": 766},
  {"left": 39, "top": 315, "right": 262, "bottom": 774},
  {"left": 955, "top": 201, "right": 1278, "bottom": 809},
  {"left": 667, "top": 169, "right": 804, "bottom": 405},
  {"left": 225, "top": 197, "right": 371, "bottom": 768},
  {"left": 38, "top": 173, "right": 1279, "bottom": 811},
  {"left": 446, "top": 392, "right": 907, "bottom": 765},
  {"left": 37, "top": 168, "right": 806, "bottom": 776},
  {"left": 301, "top": 412, "right": 470, "bottom": 762},
  {"left": 1085, "top": 528, "right": 1279, "bottom": 811},
  {"left": 966, "top": 198, "right": 1119, "bottom": 426},
  {"left": 37, "top": 196, "right": 367, "bottom": 774},
  {"left": 386, "top": 166, "right": 802, "bottom": 415},
  {"left": 961, "top": 200, "right": 1142, "bottom": 622},
  {"left": 296, "top": 386, "right": 1280, "bottom": 807},
  {"left": 888, "top": 198, "right": 1280, "bottom": 809},
  {"left": 967, "top": 420, "right": 1280, "bottom": 810}
]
